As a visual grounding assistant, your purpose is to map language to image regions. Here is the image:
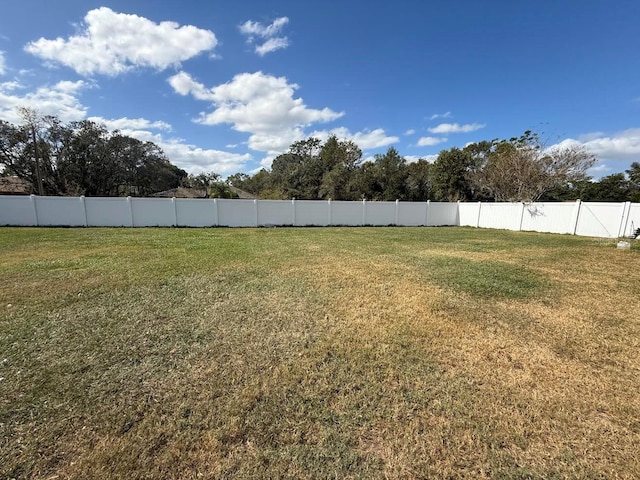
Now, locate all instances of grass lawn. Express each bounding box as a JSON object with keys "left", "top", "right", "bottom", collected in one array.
[{"left": 1, "top": 226, "right": 639, "bottom": 479}]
